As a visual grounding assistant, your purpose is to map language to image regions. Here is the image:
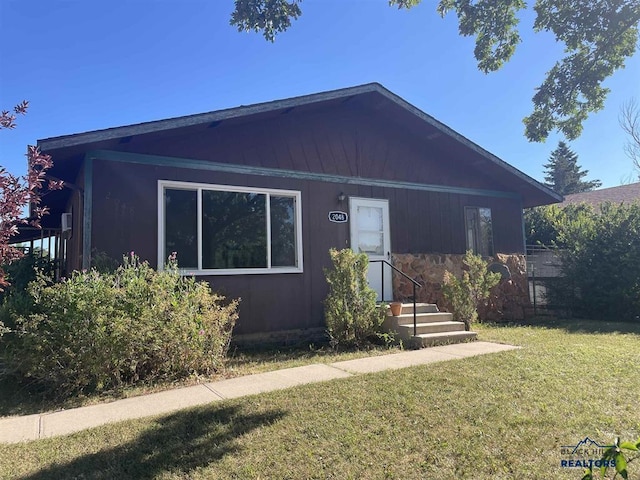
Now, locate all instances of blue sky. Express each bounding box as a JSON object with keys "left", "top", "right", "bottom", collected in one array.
[{"left": 2, "top": 0, "right": 639, "bottom": 188}]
